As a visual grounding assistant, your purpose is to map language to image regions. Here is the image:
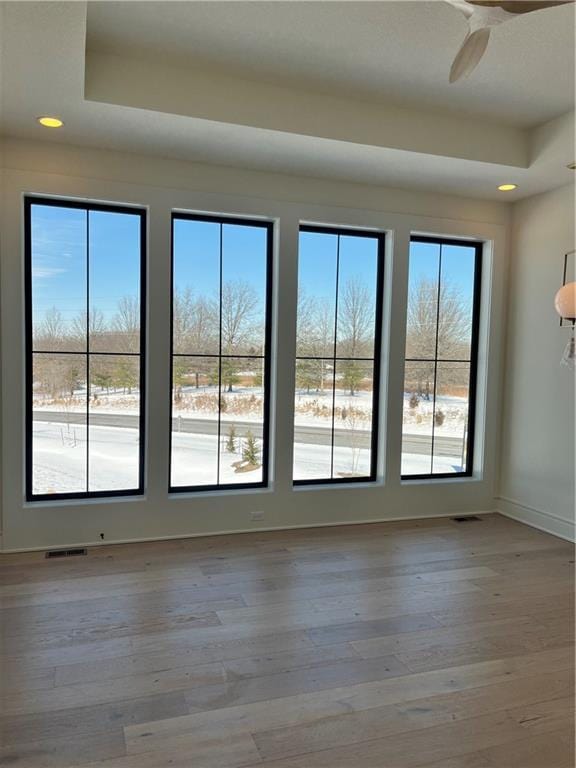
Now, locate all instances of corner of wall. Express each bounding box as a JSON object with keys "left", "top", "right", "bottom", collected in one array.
[{"left": 497, "top": 182, "right": 576, "bottom": 543}]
